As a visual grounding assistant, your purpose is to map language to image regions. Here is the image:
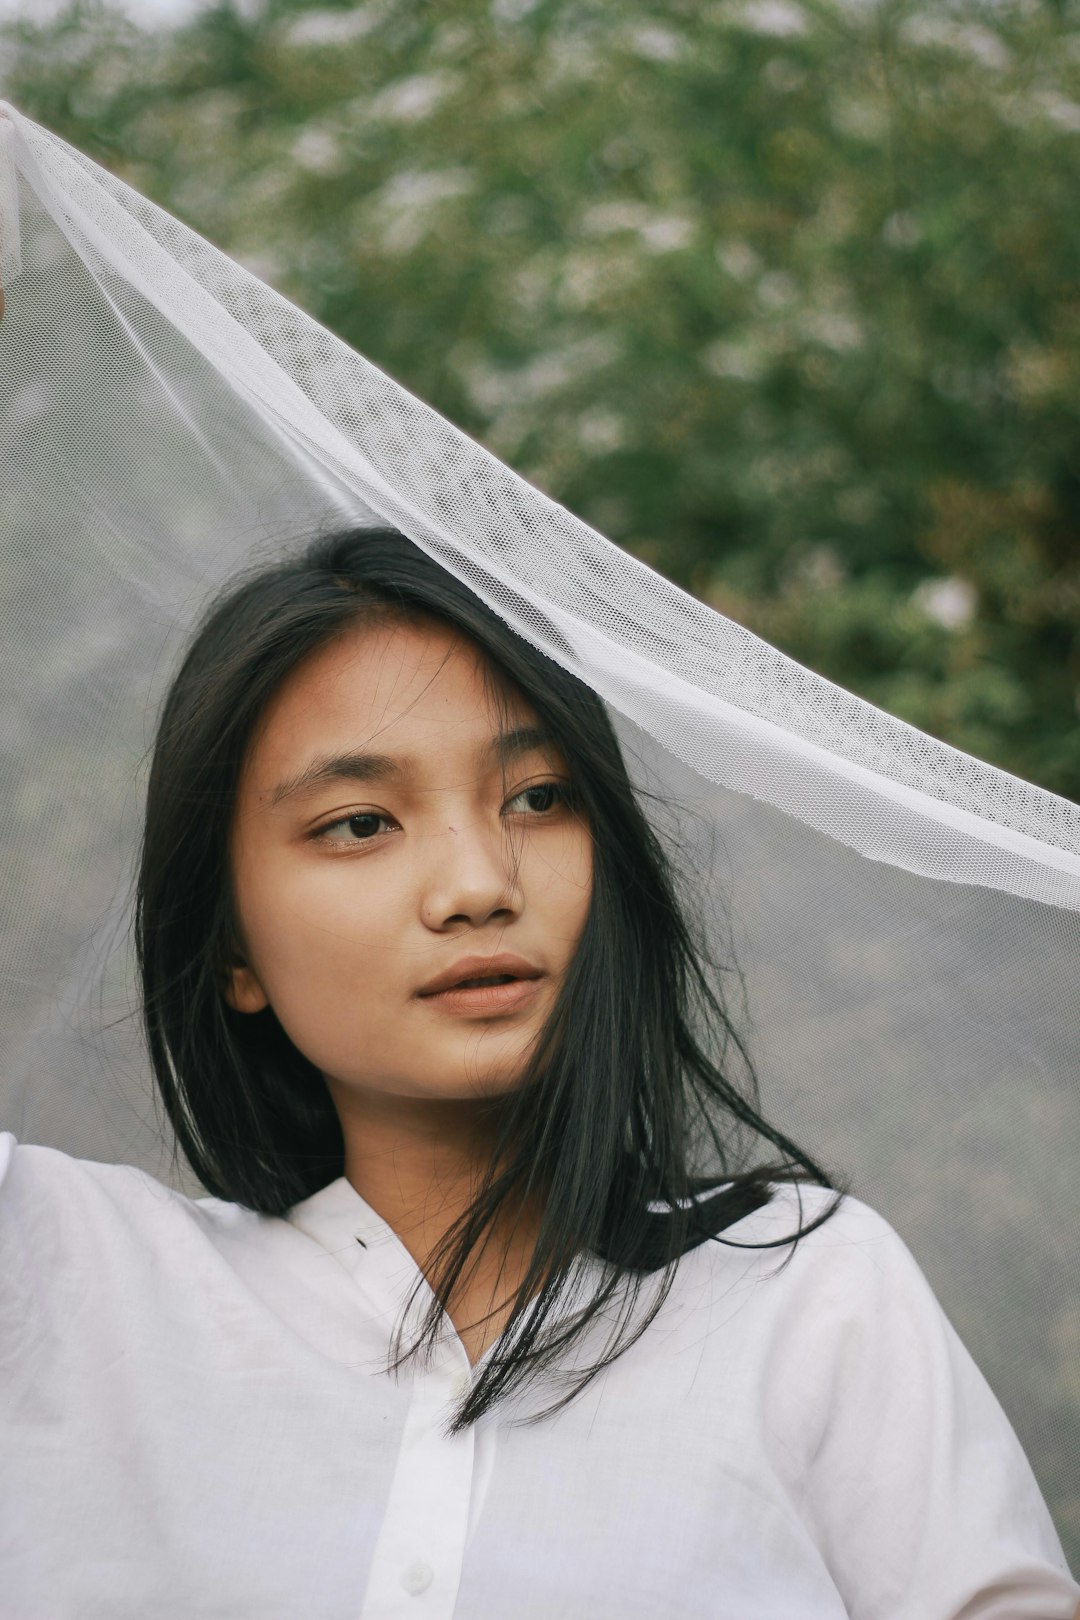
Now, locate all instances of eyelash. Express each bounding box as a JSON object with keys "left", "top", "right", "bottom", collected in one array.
[{"left": 310, "top": 780, "right": 572, "bottom": 846}]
